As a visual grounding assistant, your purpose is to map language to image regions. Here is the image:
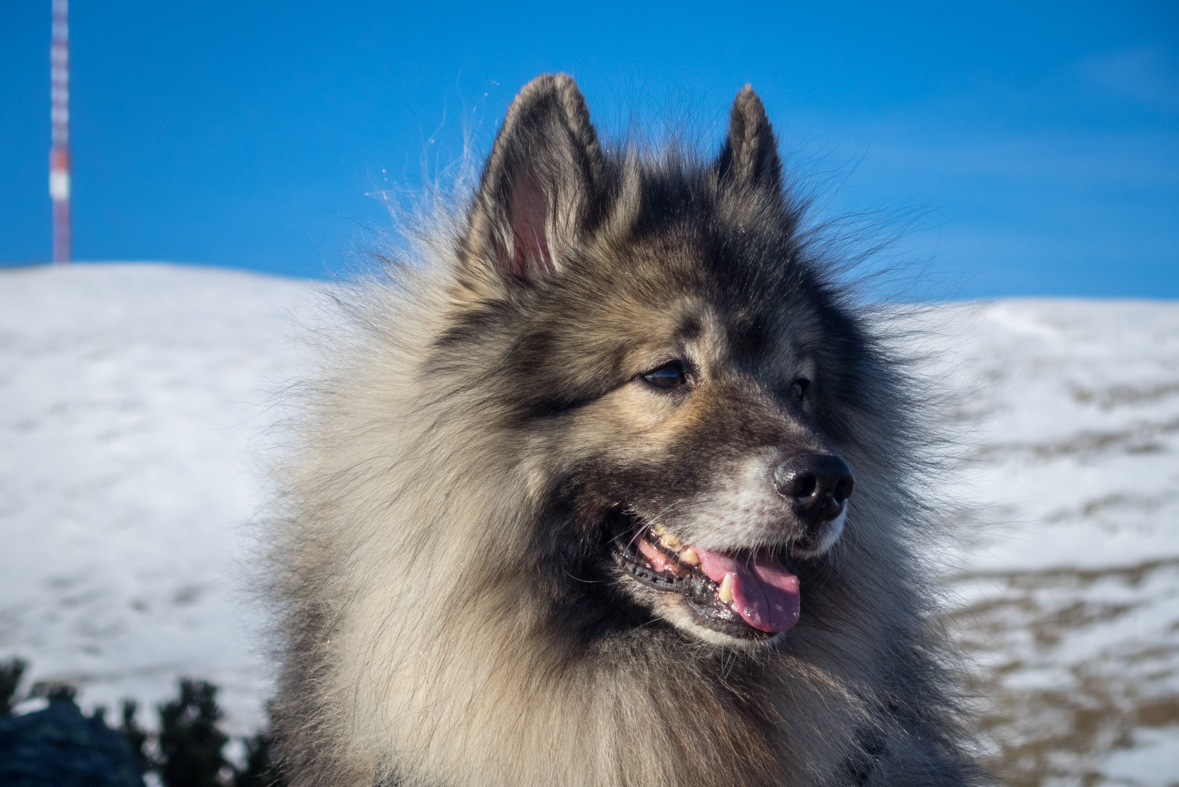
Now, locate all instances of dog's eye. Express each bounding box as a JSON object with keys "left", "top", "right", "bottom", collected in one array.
[
  {"left": 788, "top": 378, "right": 810, "bottom": 402},
  {"left": 643, "top": 363, "right": 688, "bottom": 391}
]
